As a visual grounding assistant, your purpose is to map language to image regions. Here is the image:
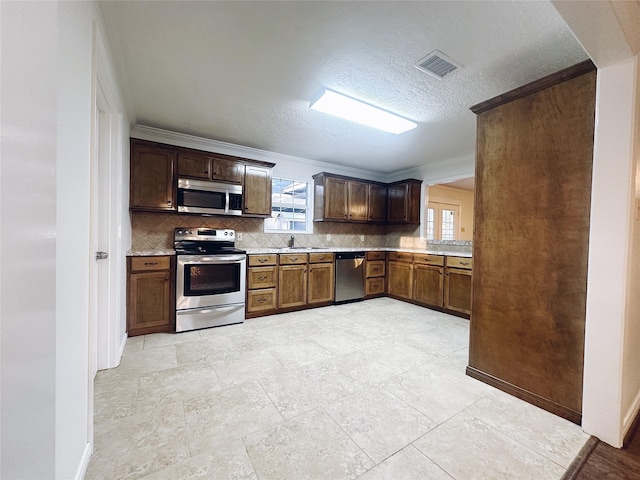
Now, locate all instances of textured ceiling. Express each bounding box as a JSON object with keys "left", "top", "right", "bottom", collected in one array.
[{"left": 100, "top": 1, "right": 588, "bottom": 174}]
